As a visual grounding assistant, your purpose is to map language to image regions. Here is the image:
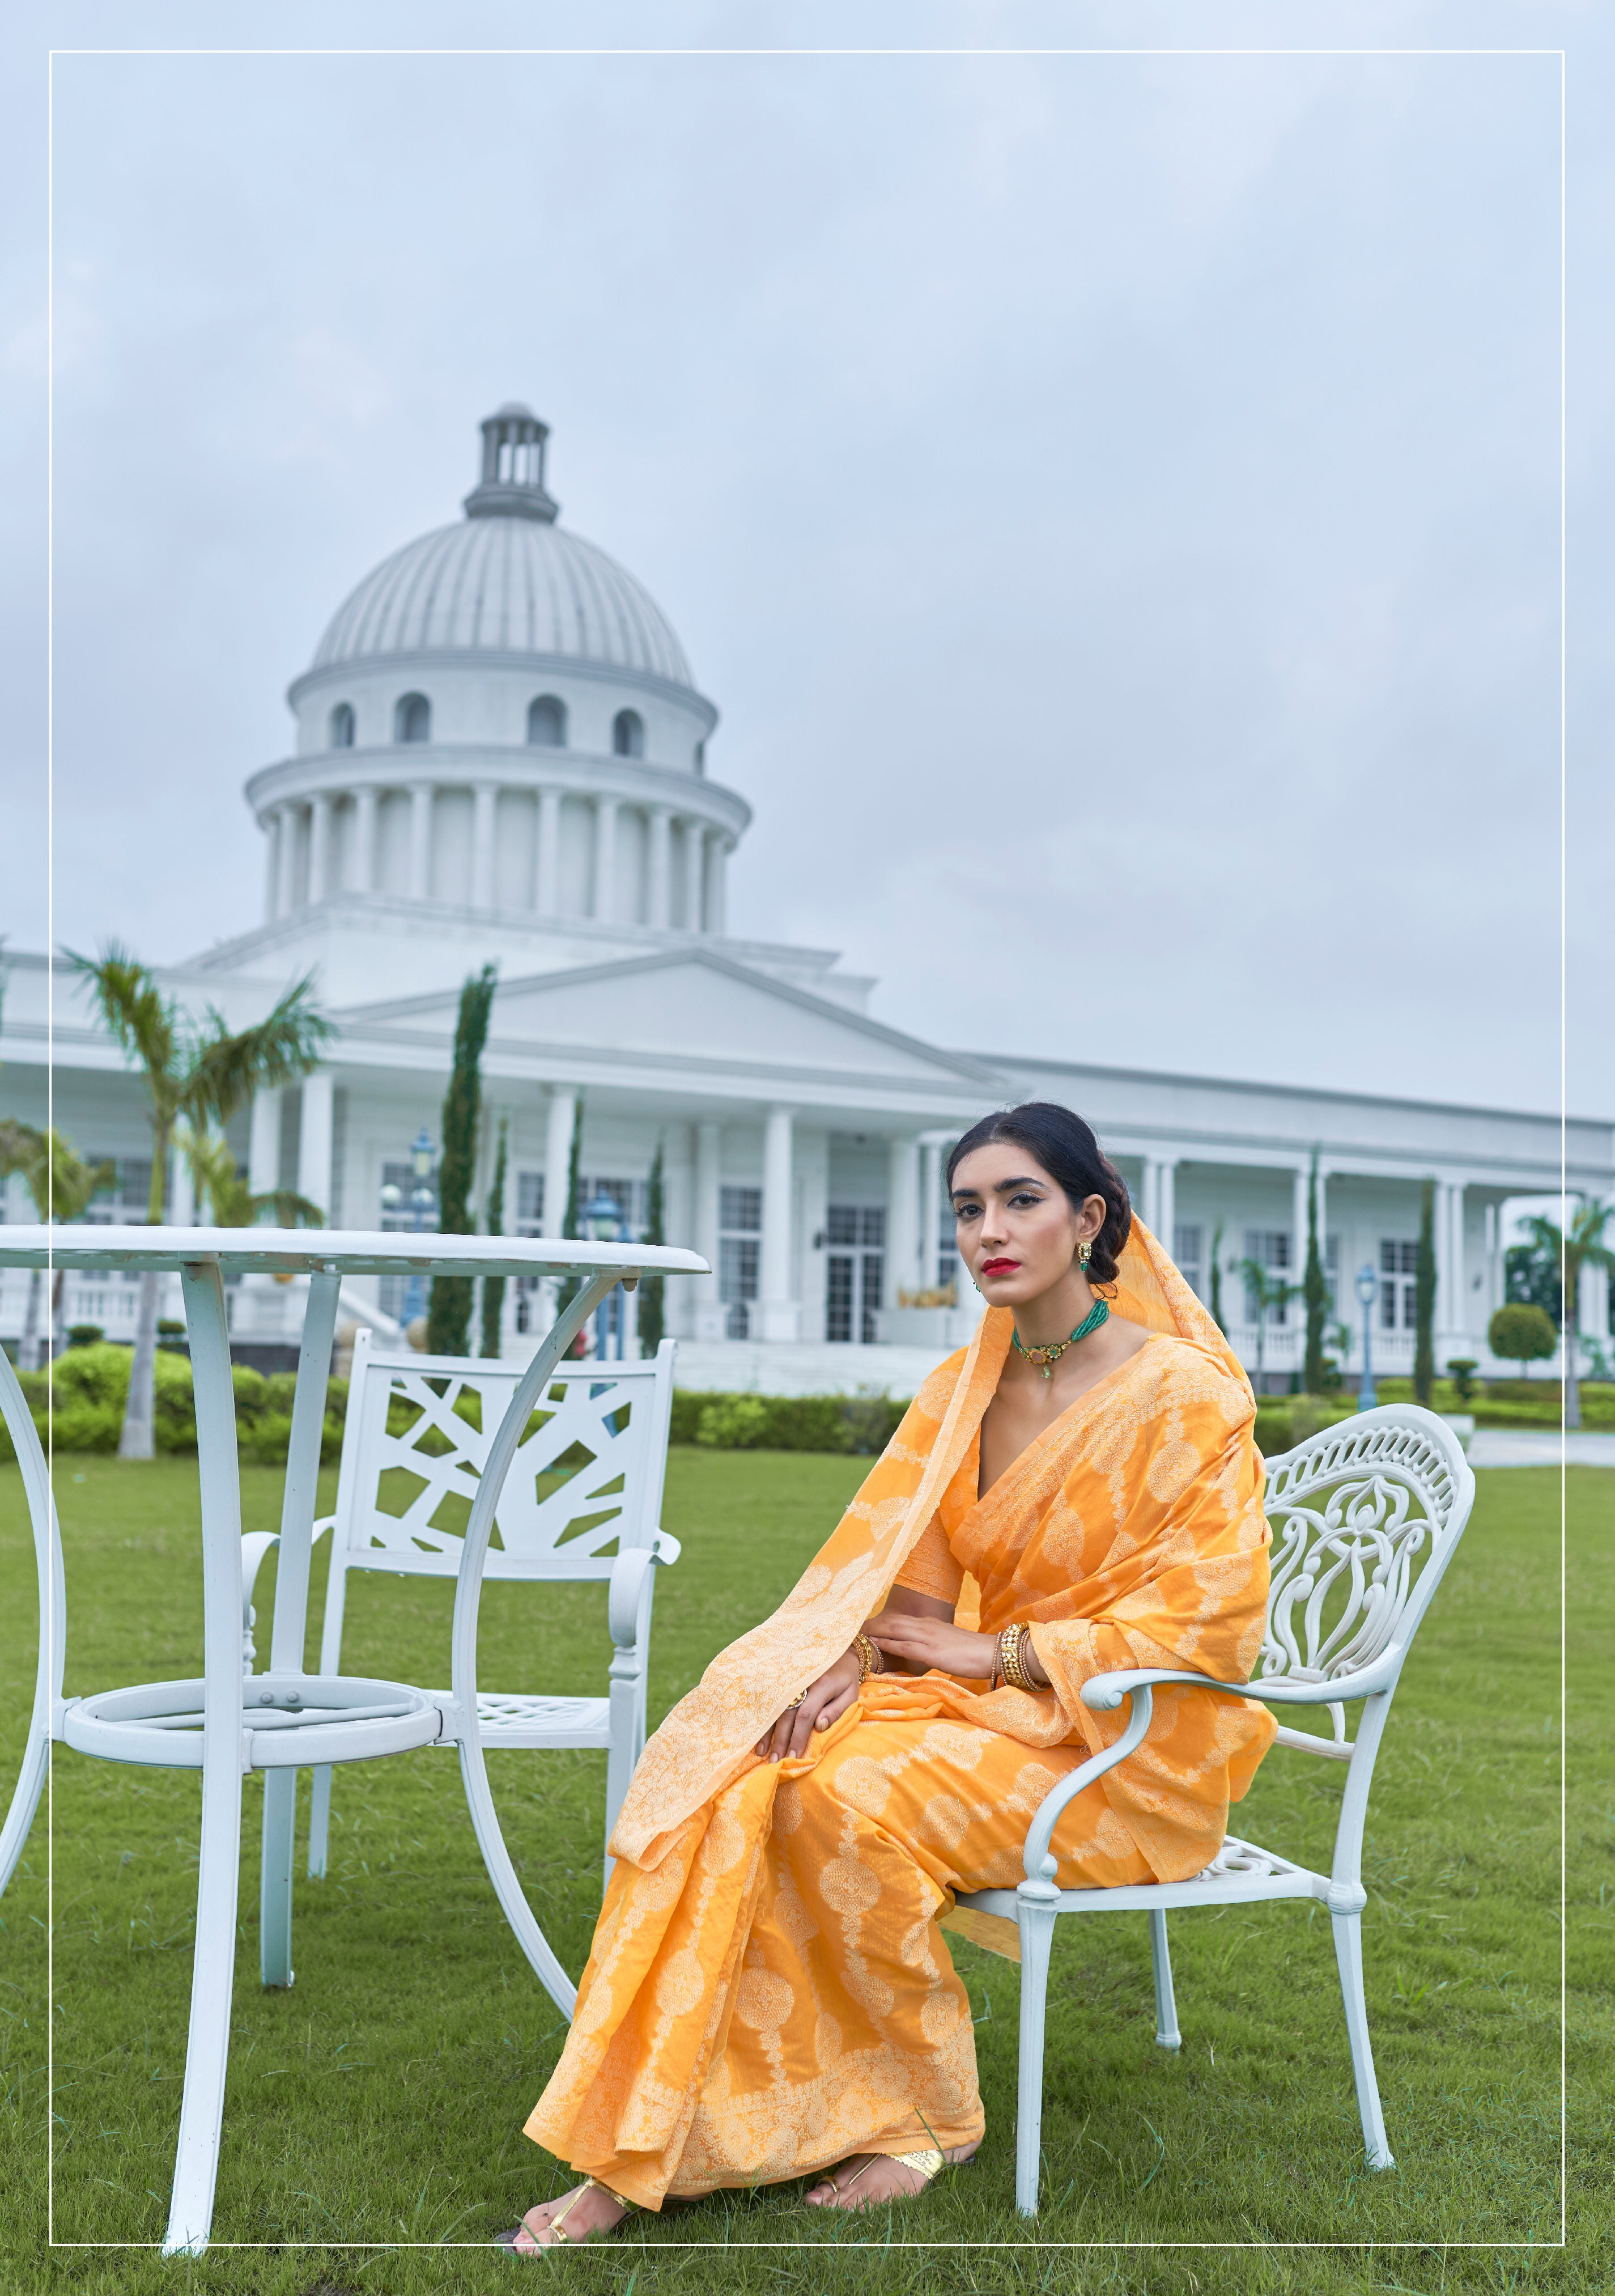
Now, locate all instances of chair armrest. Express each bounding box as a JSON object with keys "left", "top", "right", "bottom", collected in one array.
[
  {"left": 651, "top": 1529, "right": 681, "bottom": 1566},
  {"left": 1080, "top": 1652, "right": 1403, "bottom": 1713}
]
